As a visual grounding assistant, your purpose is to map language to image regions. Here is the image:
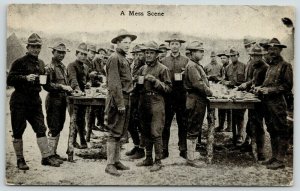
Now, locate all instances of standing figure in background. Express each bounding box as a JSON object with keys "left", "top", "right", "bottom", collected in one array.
[
  {"left": 222, "top": 48, "right": 246, "bottom": 146},
  {"left": 67, "top": 42, "right": 90, "bottom": 149},
  {"left": 161, "top": 33, "right": 189, "bottom": 159},
  {"left": 216, "top": 51, "right": 231, "bottom": 132}
]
